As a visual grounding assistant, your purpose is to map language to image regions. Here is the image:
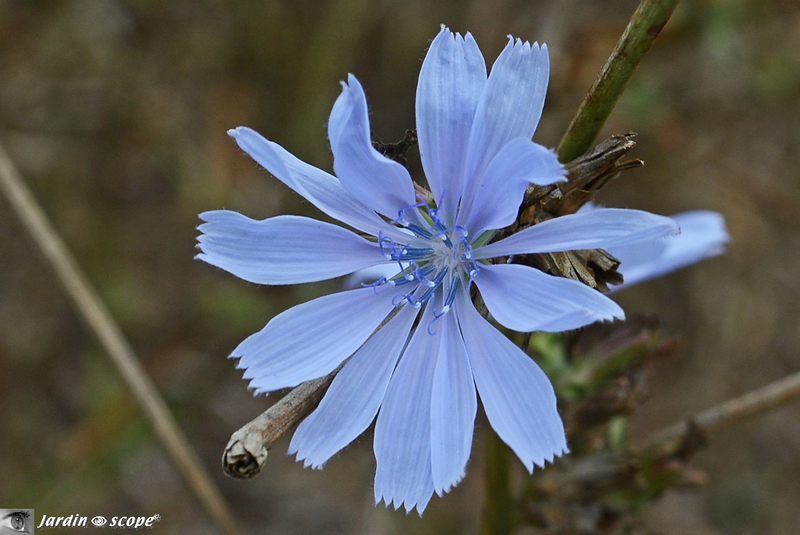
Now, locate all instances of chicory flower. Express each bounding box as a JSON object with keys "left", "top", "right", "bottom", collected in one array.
[
  {"left": 608, "top": 210, "right": 729, "bottom": 290},
  {"left": 197, "top": 26, "right": 680, "bottom": 513}
]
